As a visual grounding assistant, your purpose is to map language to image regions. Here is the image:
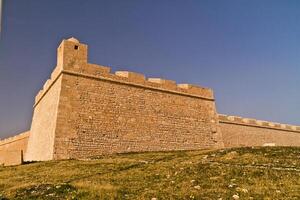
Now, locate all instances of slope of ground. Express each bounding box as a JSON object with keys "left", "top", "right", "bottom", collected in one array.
[{"left": 0, "top": 147, "right": 299, "bottom": 199}]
